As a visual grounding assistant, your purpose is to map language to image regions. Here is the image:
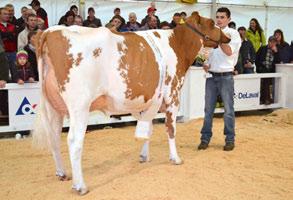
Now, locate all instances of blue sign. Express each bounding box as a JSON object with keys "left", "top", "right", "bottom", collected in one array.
[{"left": 16, "top": 97, "right": 37, "bottom": 115}]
